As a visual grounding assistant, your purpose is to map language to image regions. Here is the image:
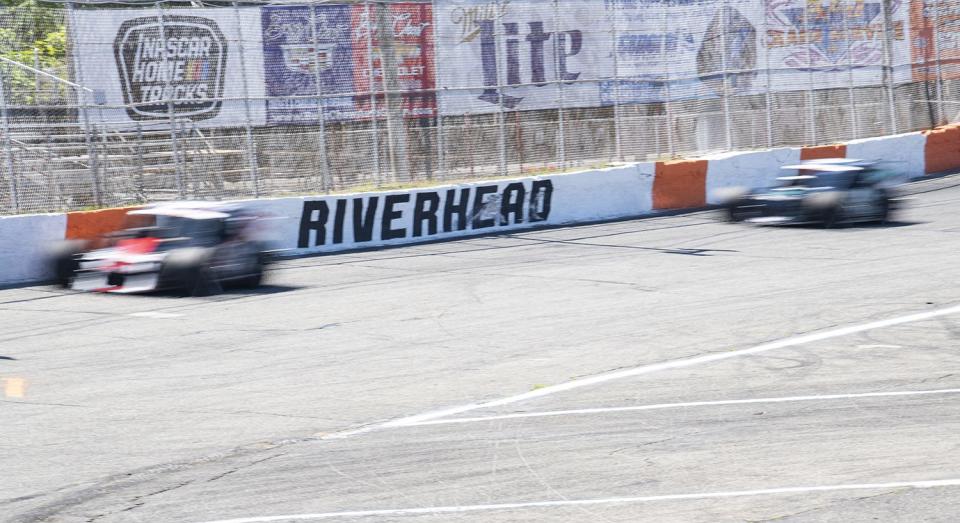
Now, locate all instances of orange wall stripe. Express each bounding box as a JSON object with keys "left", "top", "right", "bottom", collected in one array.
[
  {"left": 923, "top": 124, "right": 960, "bottom": 174},
  {"left": 653, "top": 159, "right": 707, "bottom": 210},
  {"left": 65, "top": 207, "right": 138, "bottom": 240},
  {"left": 800, "top": 144, "right": 846, "bottom": 161}
]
